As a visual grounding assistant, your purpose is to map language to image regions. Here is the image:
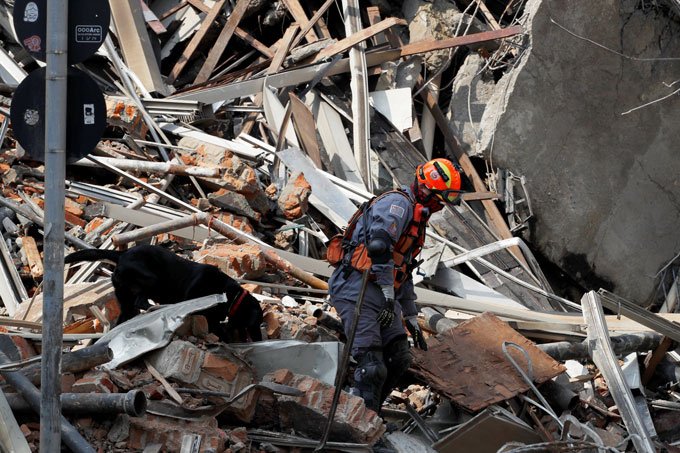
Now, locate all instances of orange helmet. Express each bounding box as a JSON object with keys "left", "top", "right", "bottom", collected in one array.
[{"left": 416, "top": 158, "right": 462, "bottom": 204}]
